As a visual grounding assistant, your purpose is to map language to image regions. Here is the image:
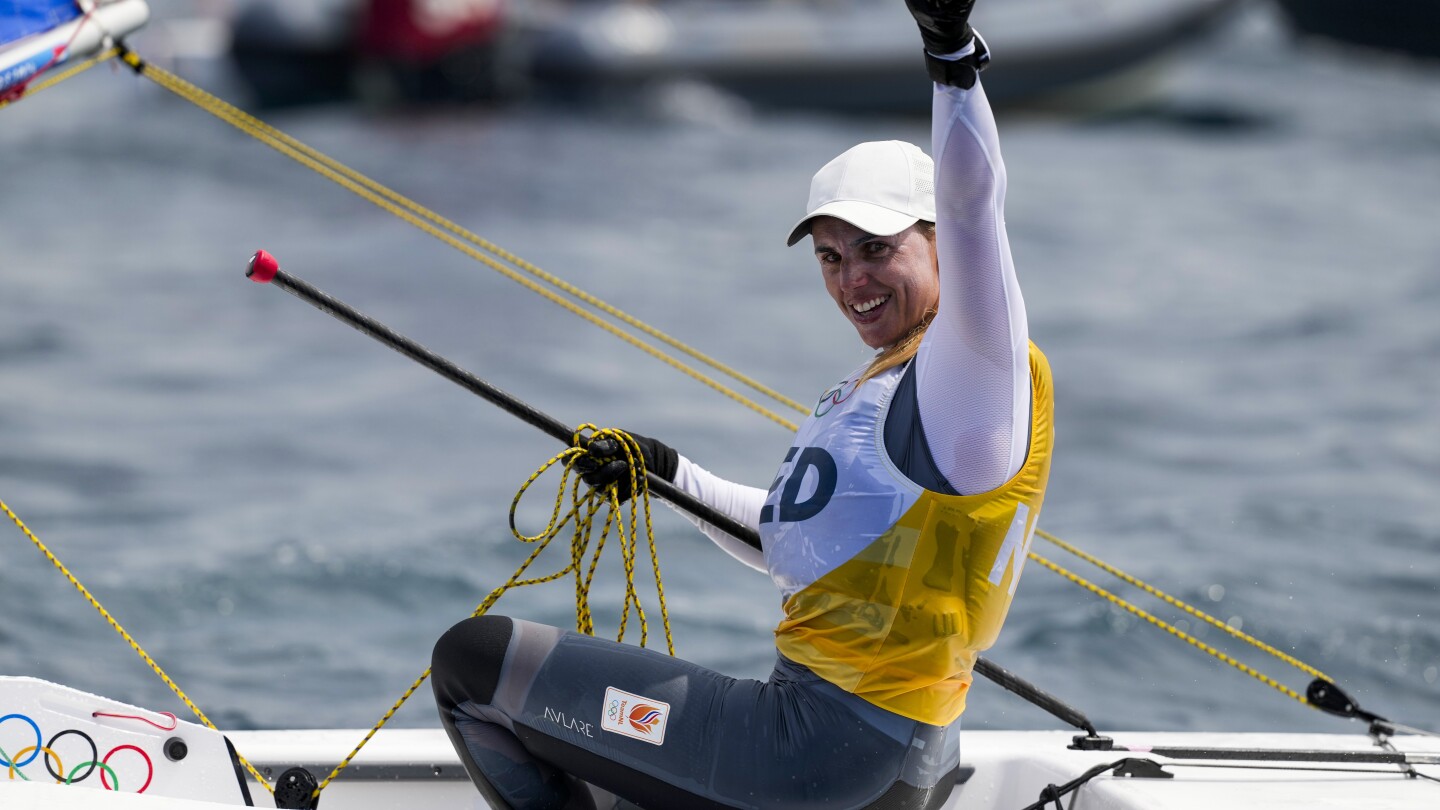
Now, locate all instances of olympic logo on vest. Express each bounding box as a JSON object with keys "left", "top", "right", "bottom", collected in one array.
[
  {"left": 814, "top": 378, "right": 860, "bottom": 417},
  {"left": 627, "top": 706, "right": 662, "bottom": 735},
  {"left": 599, "top": 686, "right": 670, "bottom": 746},
  {"left": 0, "top": 712, "right": 154, "bottom": 792}
]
